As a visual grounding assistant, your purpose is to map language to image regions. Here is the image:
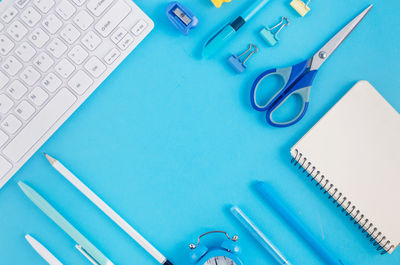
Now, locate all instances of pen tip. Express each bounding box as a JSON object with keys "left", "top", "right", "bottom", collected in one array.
[
  {"left": 44, "top": 153, "right": 56, "bottom": 165},
  {"left": 18, "top": 181, "right": 28, "bottom": 191}
]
